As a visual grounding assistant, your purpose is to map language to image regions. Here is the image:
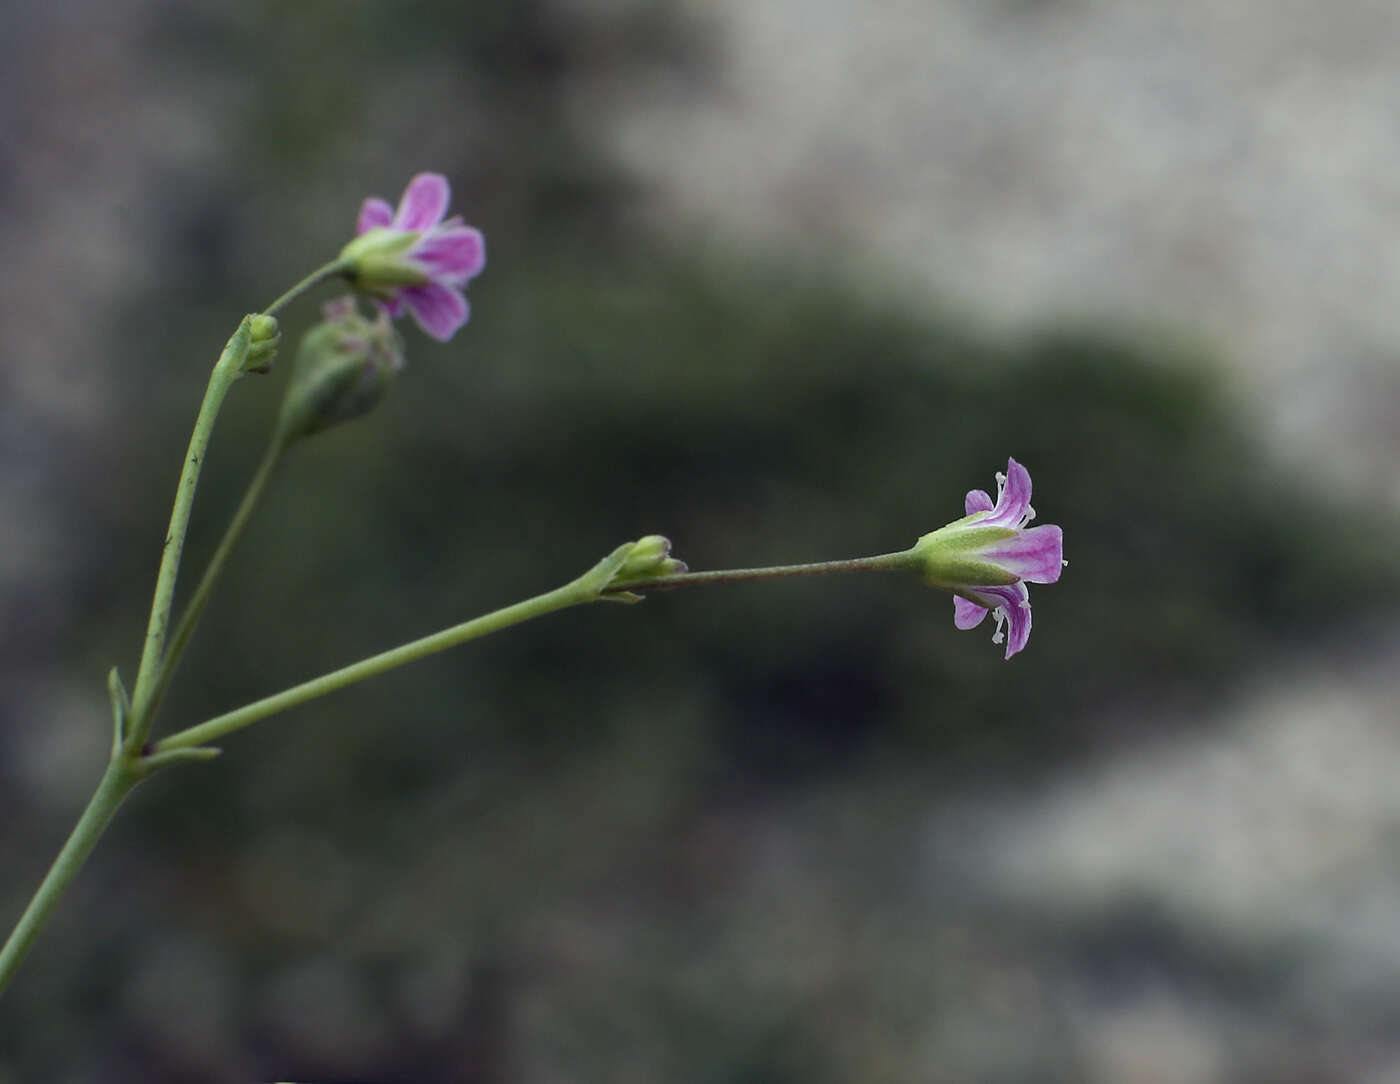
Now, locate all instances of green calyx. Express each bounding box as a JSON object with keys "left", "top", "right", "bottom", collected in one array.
[
  {"left": 338, "top": 228, "right": 429, "bottom": 294},
  {"left": 911, "top": 521, "right": 1020, "bottom": 589},
  {"left": 276, "top": 300, "right": 405, "bottom": 442},
  {"left": 595, "top": 536, "right": 690, "bottom": 602},
  {"left": 614, "top": 535, "right": 688, "bottom": 582}
]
